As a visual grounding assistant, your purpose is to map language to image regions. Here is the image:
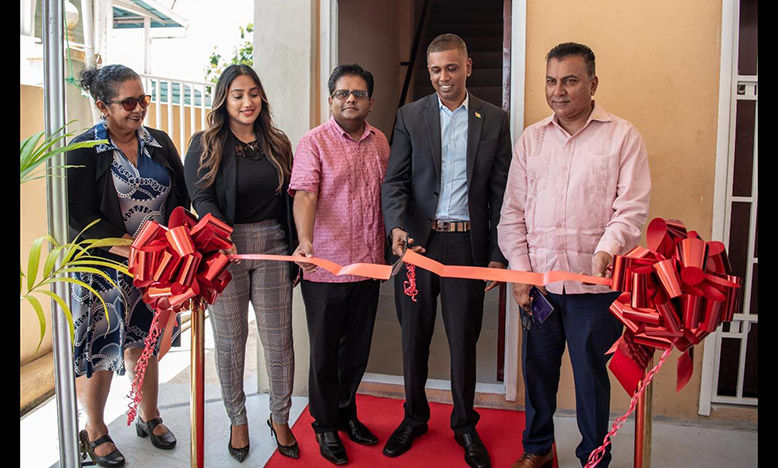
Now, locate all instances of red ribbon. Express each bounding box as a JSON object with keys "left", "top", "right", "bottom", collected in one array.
[
  {"left": 606, "top": 218, "right": 742, "bottom": 395},
  {"left": 125, "top": 207, "right": 234, "bottom": 424}
]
